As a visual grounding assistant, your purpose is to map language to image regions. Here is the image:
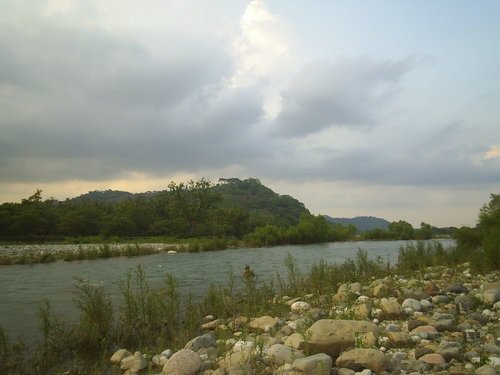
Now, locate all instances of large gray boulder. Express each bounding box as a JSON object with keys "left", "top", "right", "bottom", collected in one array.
[
  {"left": 162, "top": 349, "right": 202, "bottom": 375},
  {"left": 335, "top": 348, "right": 389, "bottom": 373},
  {"left": 301, "top": 319, "right": 379, "bottom": 359},
  {"left": 185, "top": 332, "right": 216, "bottom": 352}
]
